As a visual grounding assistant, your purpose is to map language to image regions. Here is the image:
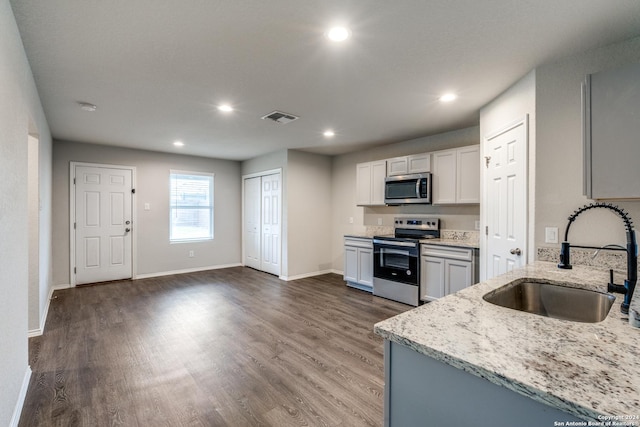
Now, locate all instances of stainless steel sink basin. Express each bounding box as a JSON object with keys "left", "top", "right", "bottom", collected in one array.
[{"left": 482, "top": 280, "right": 615, "bottom": 323}]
